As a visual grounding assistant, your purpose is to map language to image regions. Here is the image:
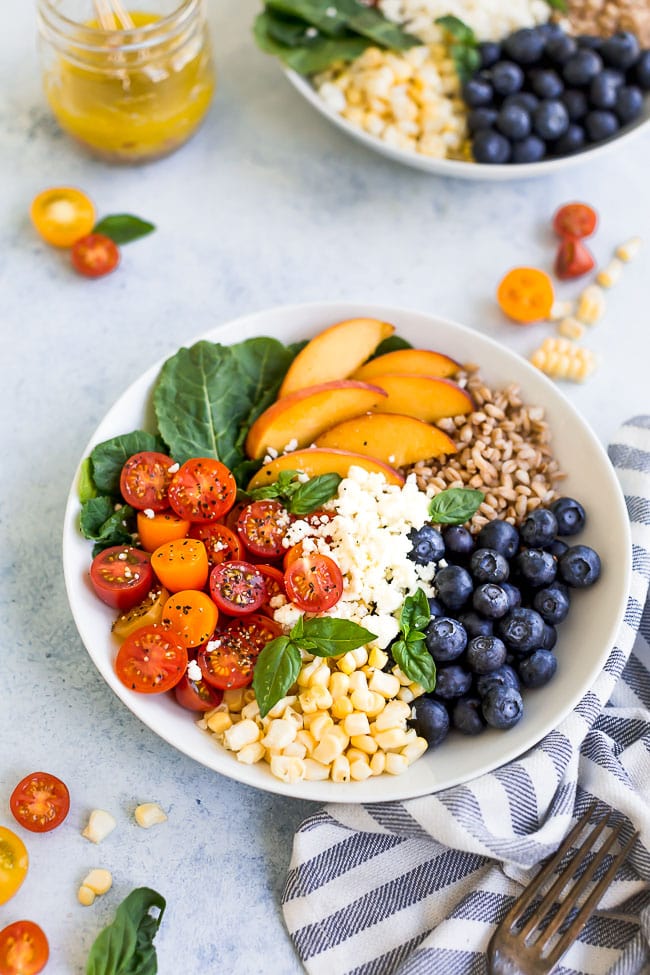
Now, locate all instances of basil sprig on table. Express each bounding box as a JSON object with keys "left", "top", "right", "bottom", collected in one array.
[
  {"left": 93, "top": 214, "right": 156, "bottom": 245},
  {"left": 428, "top": 487, "right": 484, "bottom": 525},
  {"left": 390, "top": 588, "right": 436, "bottom": 692},
  {"left": 86, "top": 887, "right": 165, "bottom": 975},
  {"left": 249, "top": 469, "right": 341, "bottom": 514},
  {"left": 253, "top": 616, "right": 377, "bottom": 717},
  {"left": 435, "top": 15, "right": 480, "bottom": 83}
]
